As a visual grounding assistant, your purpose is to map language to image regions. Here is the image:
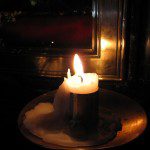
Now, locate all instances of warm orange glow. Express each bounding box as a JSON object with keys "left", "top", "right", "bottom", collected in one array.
[
  {"left": 74, "top": 54, "right": 84, "bottom": 75},
  {"left": 101, "top": 39, "right": 108, "bottom": 50},
  {"left": 101, "top": 38, "right": 112, "bottom": 50}
]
